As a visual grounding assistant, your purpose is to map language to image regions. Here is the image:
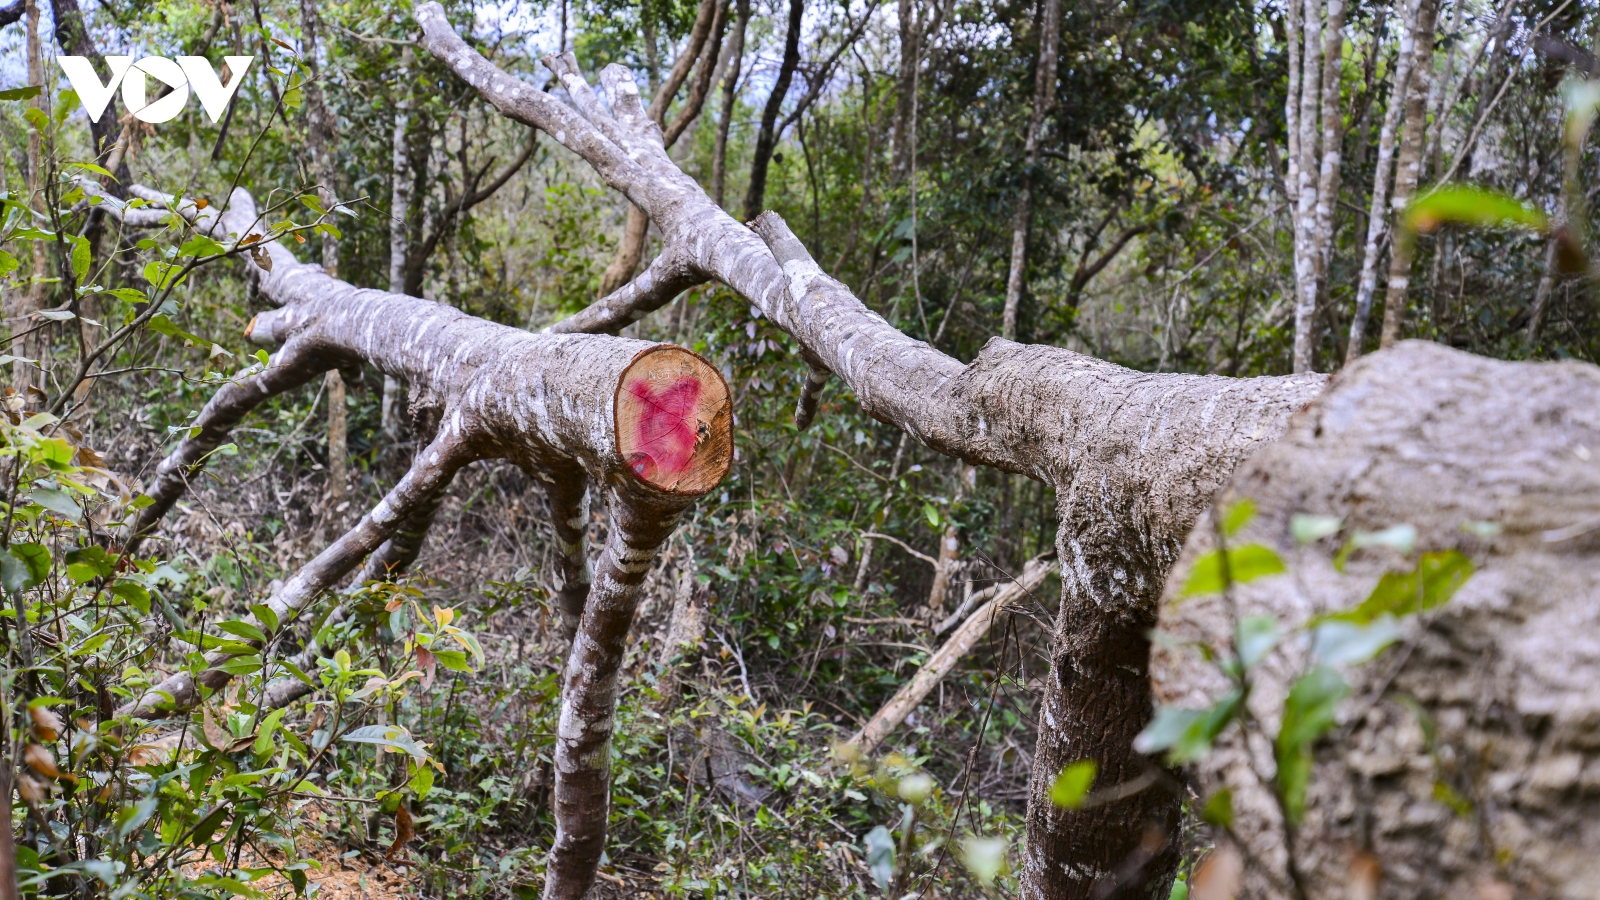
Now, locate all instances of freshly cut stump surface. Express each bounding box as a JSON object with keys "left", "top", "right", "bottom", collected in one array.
[{"left": 614, "top": 345, "right": 732, "bottom": 495}]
